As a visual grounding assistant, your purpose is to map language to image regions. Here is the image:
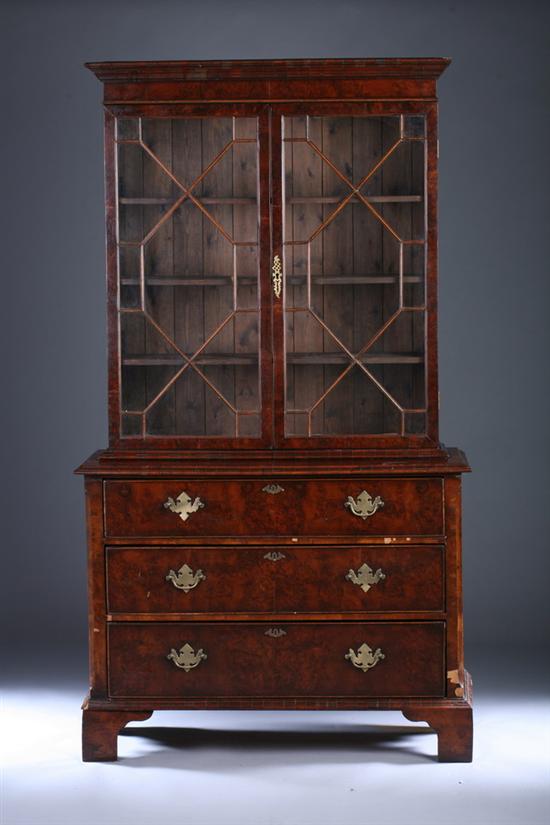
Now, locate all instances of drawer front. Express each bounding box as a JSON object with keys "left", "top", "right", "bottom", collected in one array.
[
  {"left": 104, "top": 478, "right": 443, "bottom": 537},
  {"left": 106, "top": 545, "right": 445, "bottom": 614},
  {"left": 108, "top": 621, "right": 445, "bottom": 698}
]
